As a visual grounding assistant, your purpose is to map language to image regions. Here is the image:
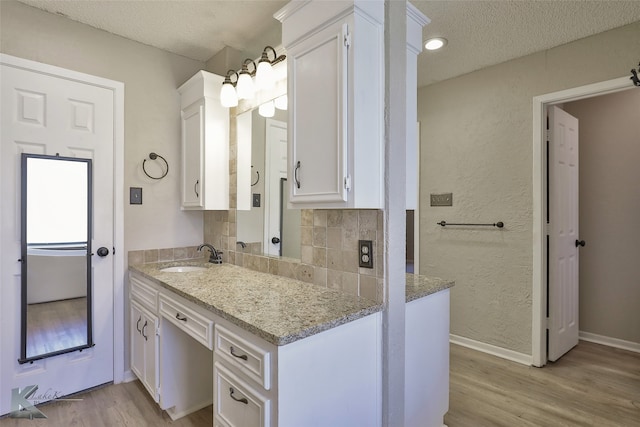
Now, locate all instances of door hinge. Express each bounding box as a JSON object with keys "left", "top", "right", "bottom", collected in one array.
[
  {"left": 344, "top": 175, "right": 351, "bottom": 191},
  {"left": 156, "top": 385, "right": 161, "bottom": 397},
  {"left": 344, "top": 30, "right": 351, "bottom": 48},
  {"left": 155, "top": 324, "right": 160, "bottom": 336},
  {"left": 545, "top": 317, "right": 550, "bottom": 329}
]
